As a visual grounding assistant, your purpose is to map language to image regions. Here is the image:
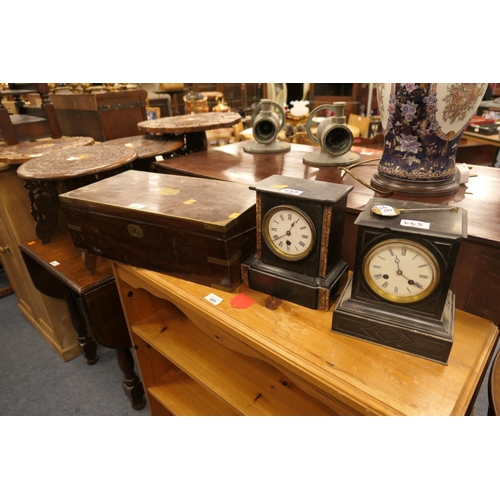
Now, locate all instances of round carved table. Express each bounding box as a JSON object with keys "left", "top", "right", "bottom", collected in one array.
[
  {"left": 103, "top": 134, "right": 184, "bottom": 171},
  {"left": 137, "top": 112, "right": 242, "bottom": 153},
  {"left": 17, "top": 144, "right": 138, "bottom": 245},
  {"left": 0, "top": 136, "right": 95, "bottom": 165}
]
